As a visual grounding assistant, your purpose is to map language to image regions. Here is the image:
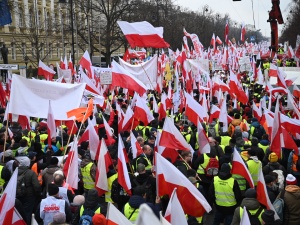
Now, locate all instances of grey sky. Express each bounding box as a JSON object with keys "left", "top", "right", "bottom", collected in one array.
[{"left": 175, "top": 0, "right": 292, "bottom": 37}]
